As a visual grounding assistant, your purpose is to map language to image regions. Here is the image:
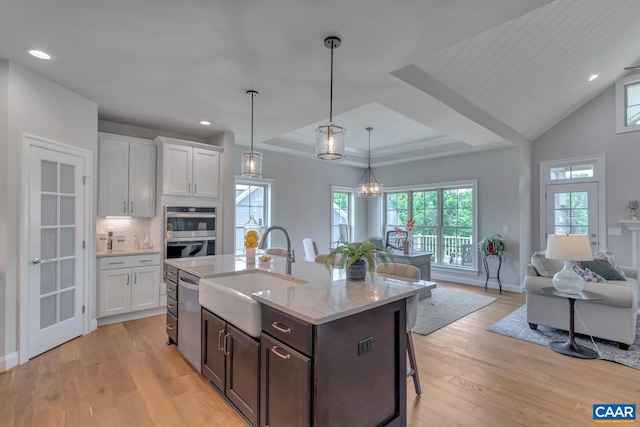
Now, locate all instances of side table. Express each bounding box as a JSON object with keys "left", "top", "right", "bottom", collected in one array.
[
  {"left": 541, "top": 287, "right": 604, "bottom": 359},
  {"left": 482, "top": 254, "right": 502, "bottom": 293}
]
